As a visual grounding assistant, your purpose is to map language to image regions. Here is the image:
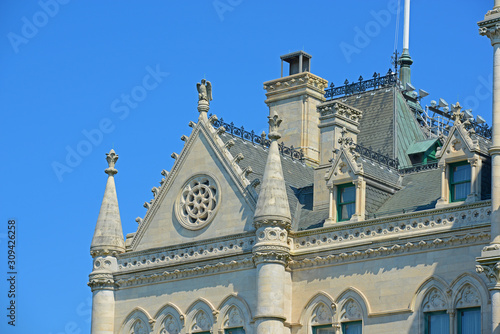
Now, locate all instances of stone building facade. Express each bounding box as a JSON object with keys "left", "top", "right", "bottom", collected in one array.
[{"left": 88, "top": 2, "right": 500, "bottom": 333}]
